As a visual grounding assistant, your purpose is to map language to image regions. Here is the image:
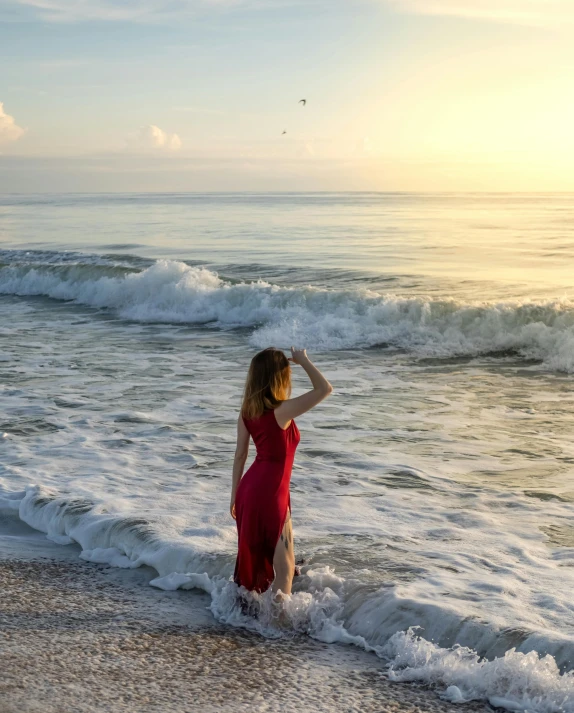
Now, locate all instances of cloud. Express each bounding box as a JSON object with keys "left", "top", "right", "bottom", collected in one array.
[
  {"left": 8, "top": 0, "right": 259, "bottom": 23},
  {"left": 9, "top": 0, "right": 574, "bottom": 26},
  {"left": 0, "top": 103, "right": 26, "bottom": 145},
  {"left": 126, "top": 124, "right": 182, "bottom": 152},
  {"left": 5, "top": 150, "right": 574, "bottom": 192},
  {"left": 386, "top": 0, "right": 574, "bottom": 27}
]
